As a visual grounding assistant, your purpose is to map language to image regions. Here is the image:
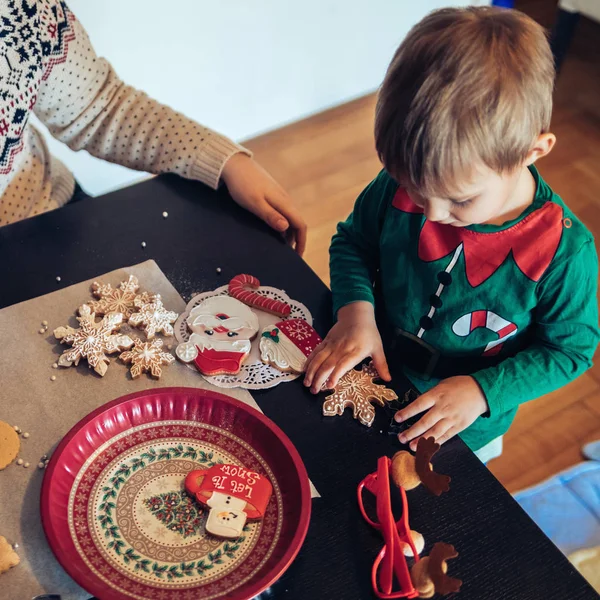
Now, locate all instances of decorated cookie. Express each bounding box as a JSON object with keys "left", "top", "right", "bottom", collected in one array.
[
  {"left": 0, "top": 421, "right": 20, "bottom": 470},
  {"left": 185, "top": 464, "right": 273, "bottom": 539},
  {"left": 259, "top": 319, "right": 322, "bottom": 373},
  {"left": 86, "top": 275, "right": 152, "bottom": 319},
  {"left": 0, "top": 536, "right": 19, "bottom": 574},
  {"left": 128, "top": 295, "right": 179, "bottom": 339},
  {"left": 119, "top": 338, "right": 175, "bottom": 379},
  {"left": 175, "top": 296, "right": 259, "bottom": 376},
  {"left": 322, "top": 362, "right": 398, "bottom": 427},
  {"left": 54, "top": 305, "right": 134, "bottom": 377},
  {"left": 228, "top": 274, "right": 291, "bottom": 317}
]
